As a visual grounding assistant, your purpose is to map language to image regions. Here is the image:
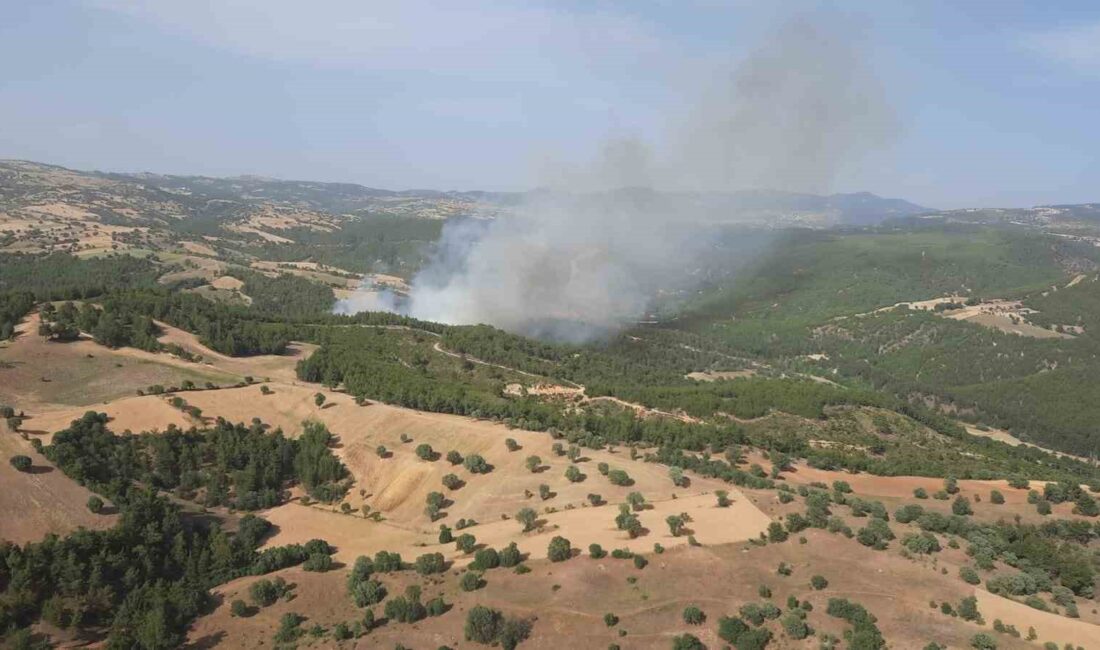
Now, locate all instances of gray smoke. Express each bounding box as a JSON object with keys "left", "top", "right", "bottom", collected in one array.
[{"left": 336, "top": 15, "right": 895, "bottom": 340}]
